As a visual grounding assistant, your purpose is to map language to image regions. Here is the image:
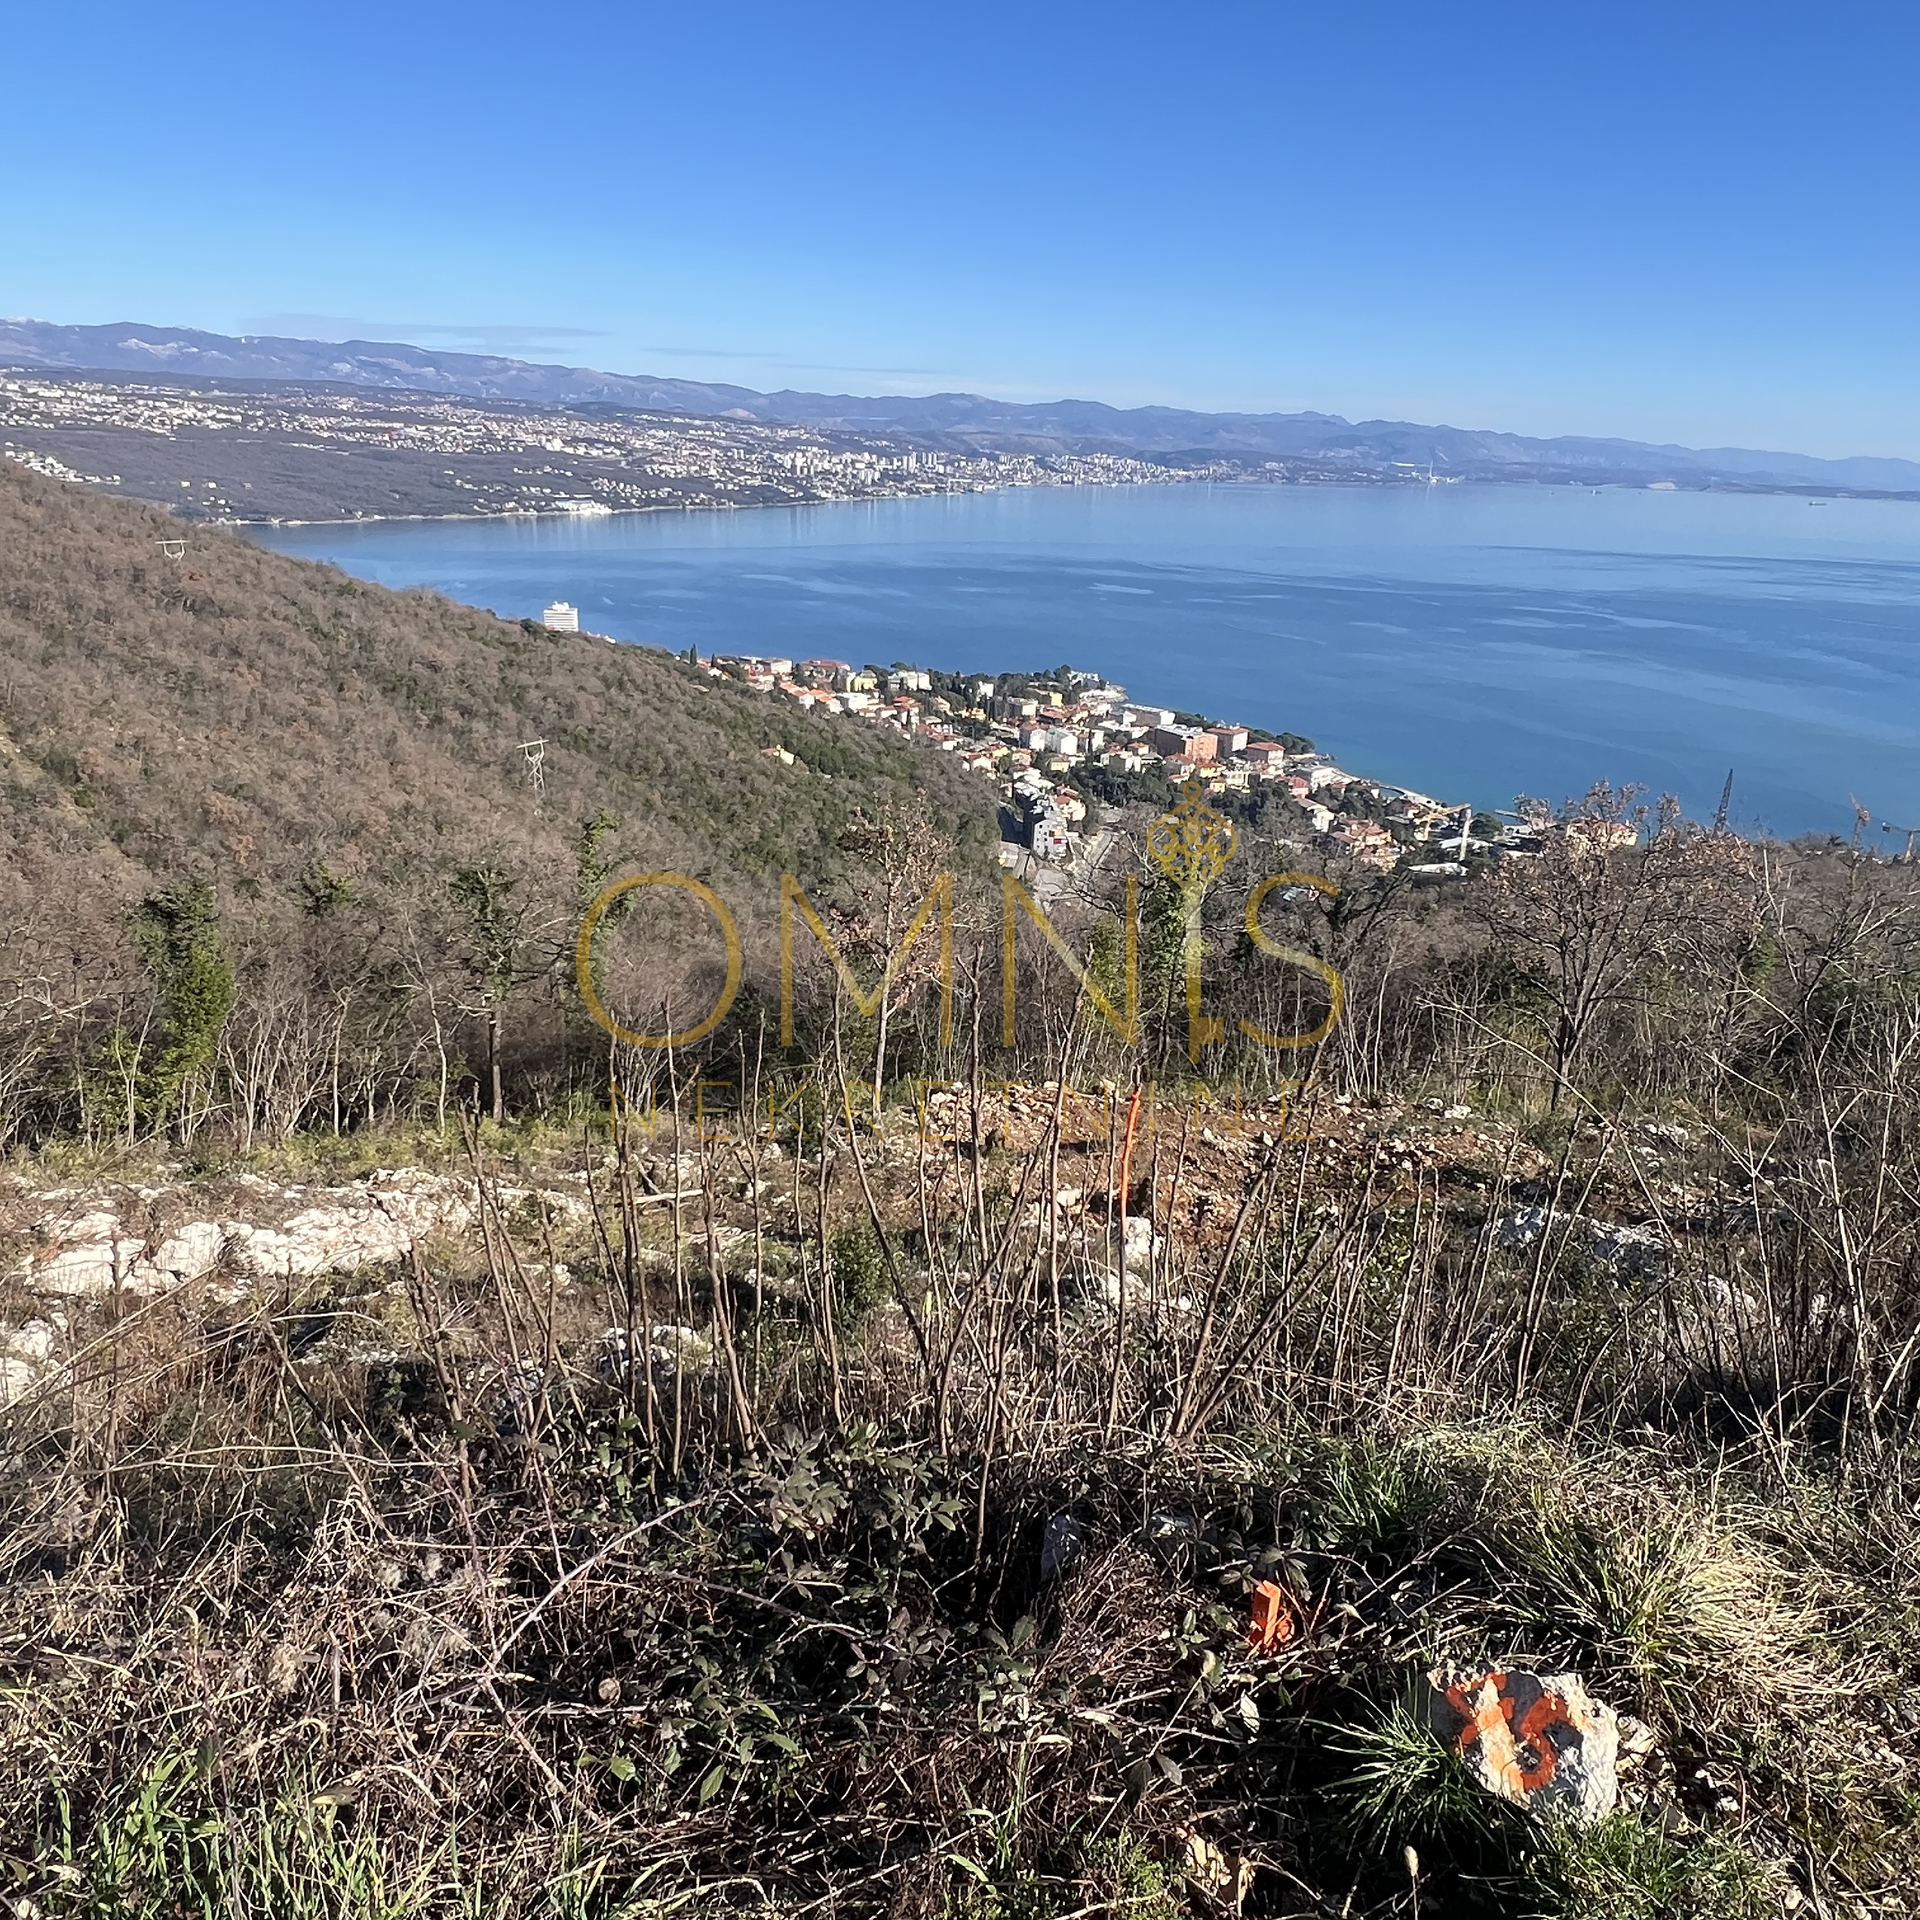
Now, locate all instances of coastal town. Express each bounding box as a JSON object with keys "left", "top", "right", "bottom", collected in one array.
[
  {"left": 0, "top": 370, "right": 1256, "bottom": 524},
  {"left": 644, "top": 618, "right": 1562, "bottom": 877}
]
